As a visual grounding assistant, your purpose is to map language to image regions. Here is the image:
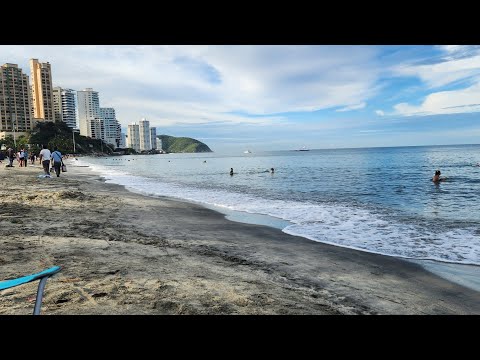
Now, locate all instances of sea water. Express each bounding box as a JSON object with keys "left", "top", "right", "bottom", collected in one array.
[{"left": 70, "top": 145, "right": 480, "bottom": 289}]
